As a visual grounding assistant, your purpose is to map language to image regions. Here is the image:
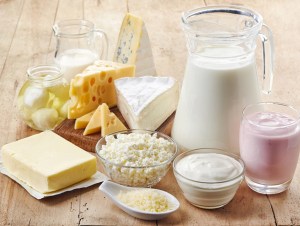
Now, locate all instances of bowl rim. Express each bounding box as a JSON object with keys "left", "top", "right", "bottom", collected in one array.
[
  {"left": 95, "top": 129, "right": 178, "bottom": 169},
  {"left": 173, "top": 148, "right": 245, "bottom": 184}
]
